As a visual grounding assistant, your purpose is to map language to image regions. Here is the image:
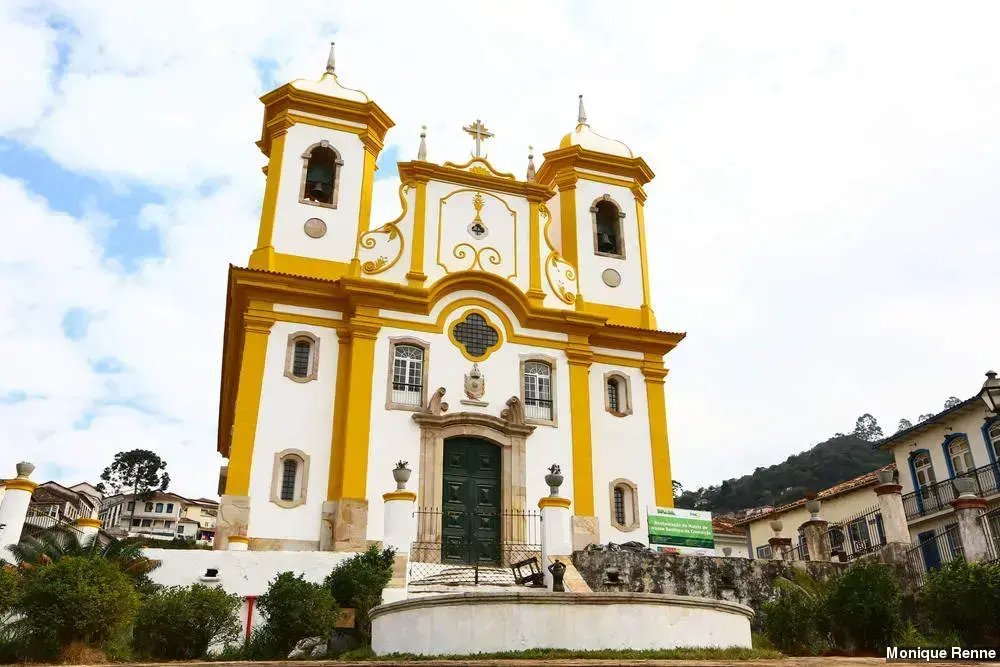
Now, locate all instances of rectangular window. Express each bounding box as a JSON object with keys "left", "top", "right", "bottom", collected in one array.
[
  {"left": 145, "top": 502, "right": 154, "bottom": 512},
  {"left": 155, "top": 502, "right": 164, "bottom": 513},
  {"left": 153, "top": 519, "right": 163, "bottom": 528},
  {"left": 141, "top": 519, "right": 152, "bottom": 527},
  {"left": 390, "top": 343, "right": 424, "bottom": 407},
  {"left": 165, "top": 521, "right": 173, "bottom": 529},
  {"left": 756, "top": 545, "right": 772, "bottom": 559},
  {"left": 523, "top": 361, "right": 553, "bottom": 421},
  {"left": 126, "top": 501, "right": 135, "bottom": 511},
  {"left": 166, "top": 503, "right": 174, "bottom": 513},
  {"left": 177, "top": 525, "right": 184, "bottom": 534},
  {"left": 132, "top": 519, "right": 141, "bottom": 527}
]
